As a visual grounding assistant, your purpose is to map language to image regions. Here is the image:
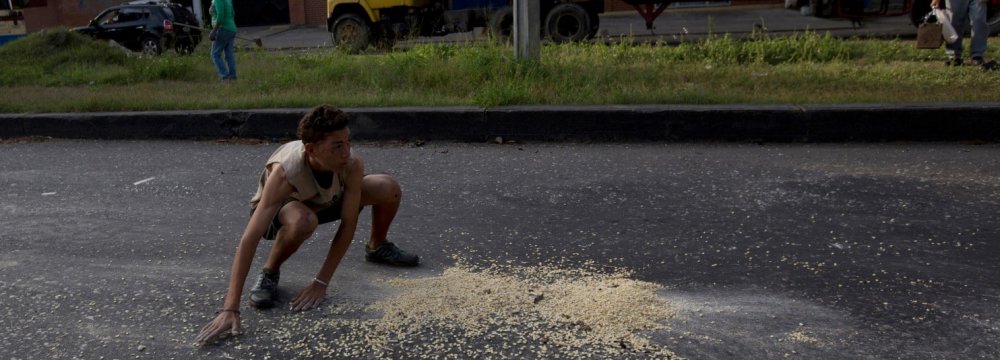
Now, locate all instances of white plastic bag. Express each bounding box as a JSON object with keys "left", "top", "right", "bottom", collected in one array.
[{"left": 934, "top": 8, "right": 960, "bottom": 44}]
